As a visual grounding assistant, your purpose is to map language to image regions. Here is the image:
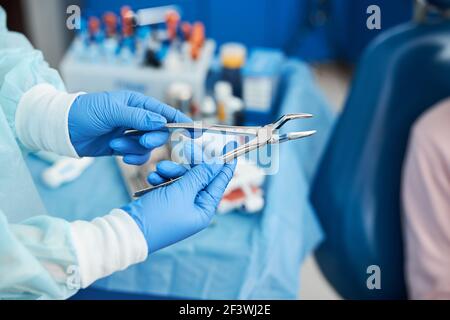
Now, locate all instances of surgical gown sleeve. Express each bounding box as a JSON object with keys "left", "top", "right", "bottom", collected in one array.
[
  {"left": 0, "top": 209, "right": 148, "bottom": 299},
  {"left": 0, "top": 7, "right": 148, "bottom": 299},
  {"left": 0, "top": 7, "right": 78, "bottom": 157}
]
